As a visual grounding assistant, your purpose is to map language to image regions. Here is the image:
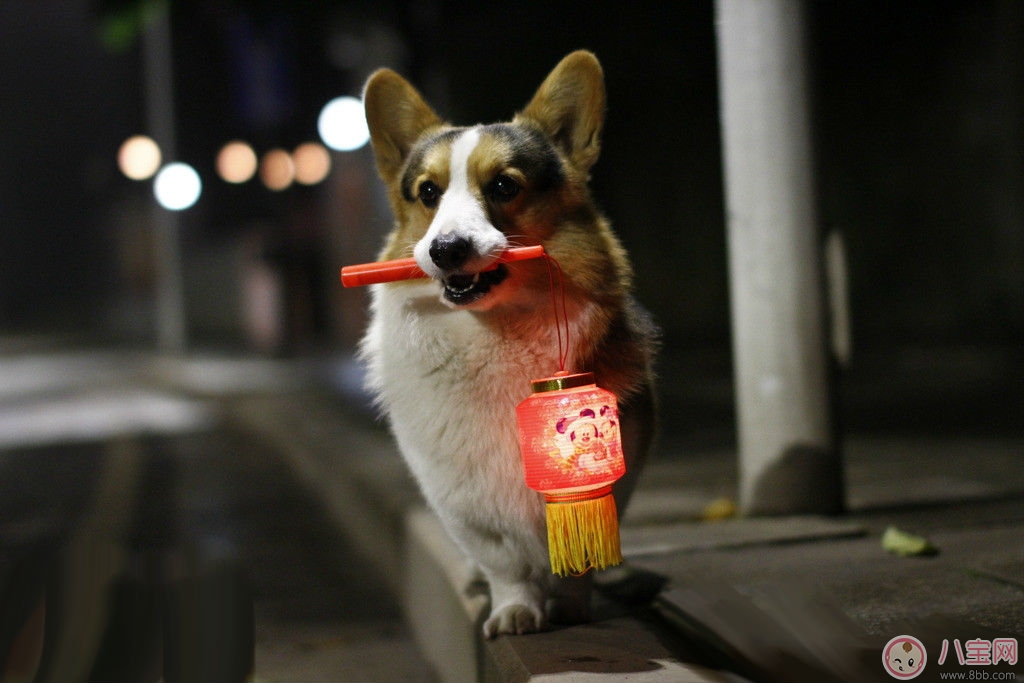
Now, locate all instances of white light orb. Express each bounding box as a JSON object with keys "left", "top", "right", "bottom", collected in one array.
[
  {"left": 153, "top": 162, "right": 202, "bottom": 211},
  {"left": 317, "top": 96, "right": 370, "bottom": 151}
]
